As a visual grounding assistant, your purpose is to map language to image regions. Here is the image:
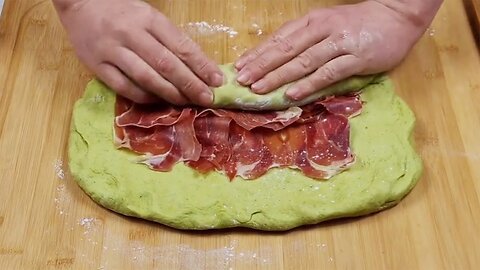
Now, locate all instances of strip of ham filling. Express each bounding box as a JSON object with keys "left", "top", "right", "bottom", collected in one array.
[{"left": 113, "top": 94, "right": 362, "bottom": 180}]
